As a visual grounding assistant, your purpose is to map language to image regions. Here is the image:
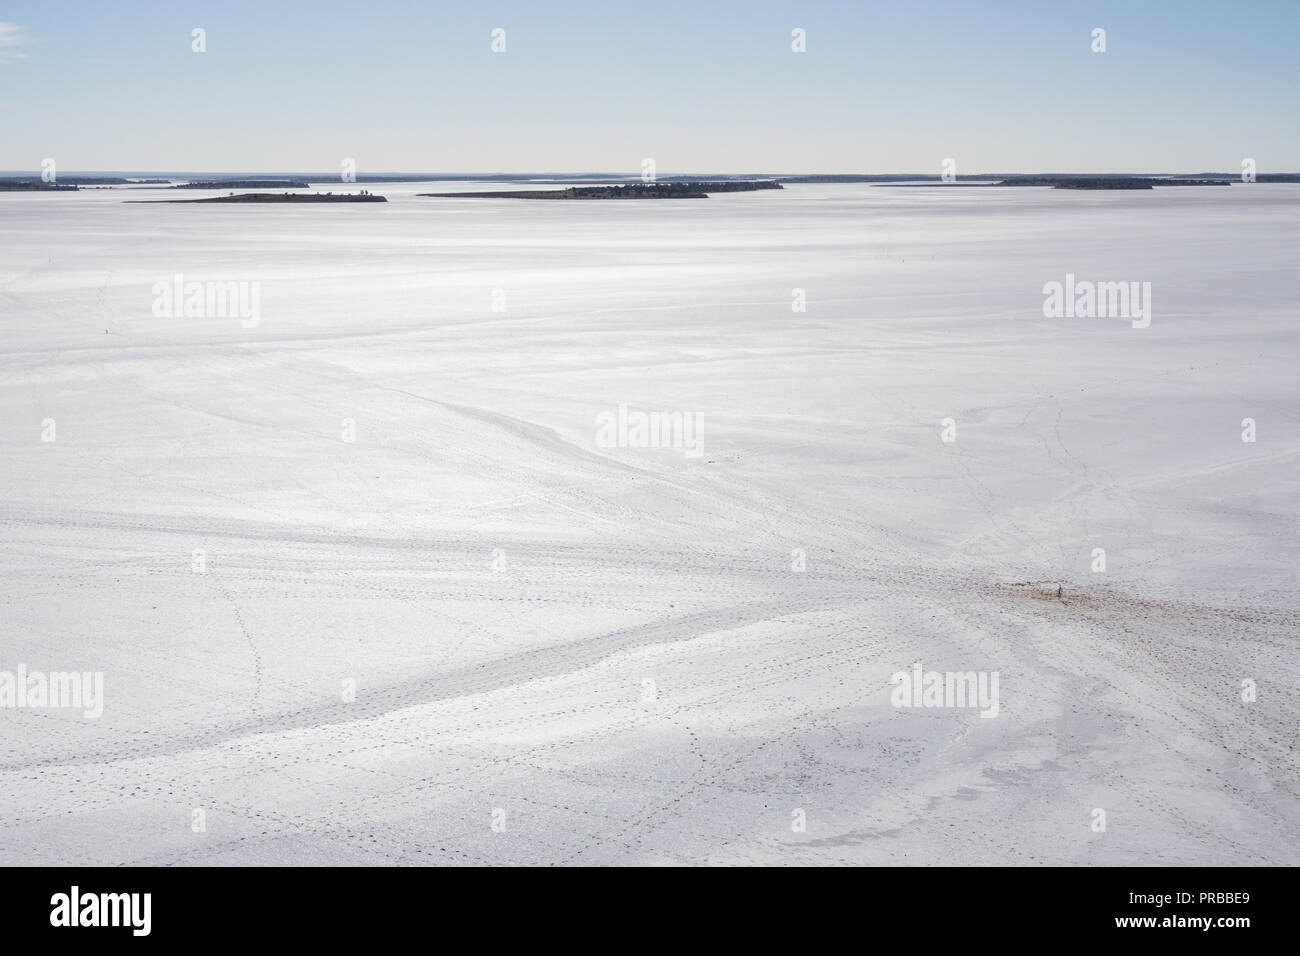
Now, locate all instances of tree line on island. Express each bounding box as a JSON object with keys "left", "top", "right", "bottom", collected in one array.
[{"left": 420, "top": 181, "right": 785, "bottom": 200}]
